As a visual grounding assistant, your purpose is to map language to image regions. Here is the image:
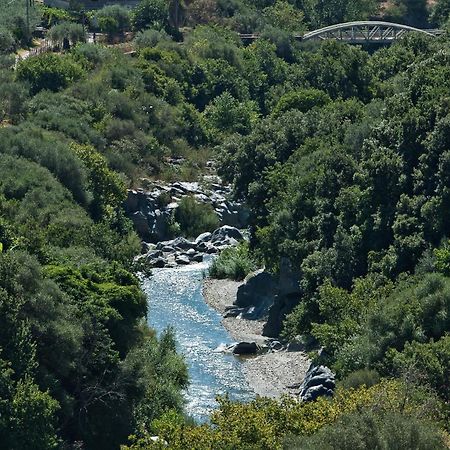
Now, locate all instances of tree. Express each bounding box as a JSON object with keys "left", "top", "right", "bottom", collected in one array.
[
  {"left": 430, "top": 0, "right": 450, "bottom": 25},
  {"left": 132, "top": 0, "right": 169, "bottom": 31},
  {"left": 273, "top": 88, "right": 331, "bottom": 115},
  {"left": 16, "top": 53, "right": 84, "bottom": 95},
  {"left": 204, "top": 91, "right": 259, "bottom": 135},
  {"left": 95, "top": 5, "right": 131, "bottom": 42},
  {"left": 48, "top": 22, "right": 86, "bottom": 50}
]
